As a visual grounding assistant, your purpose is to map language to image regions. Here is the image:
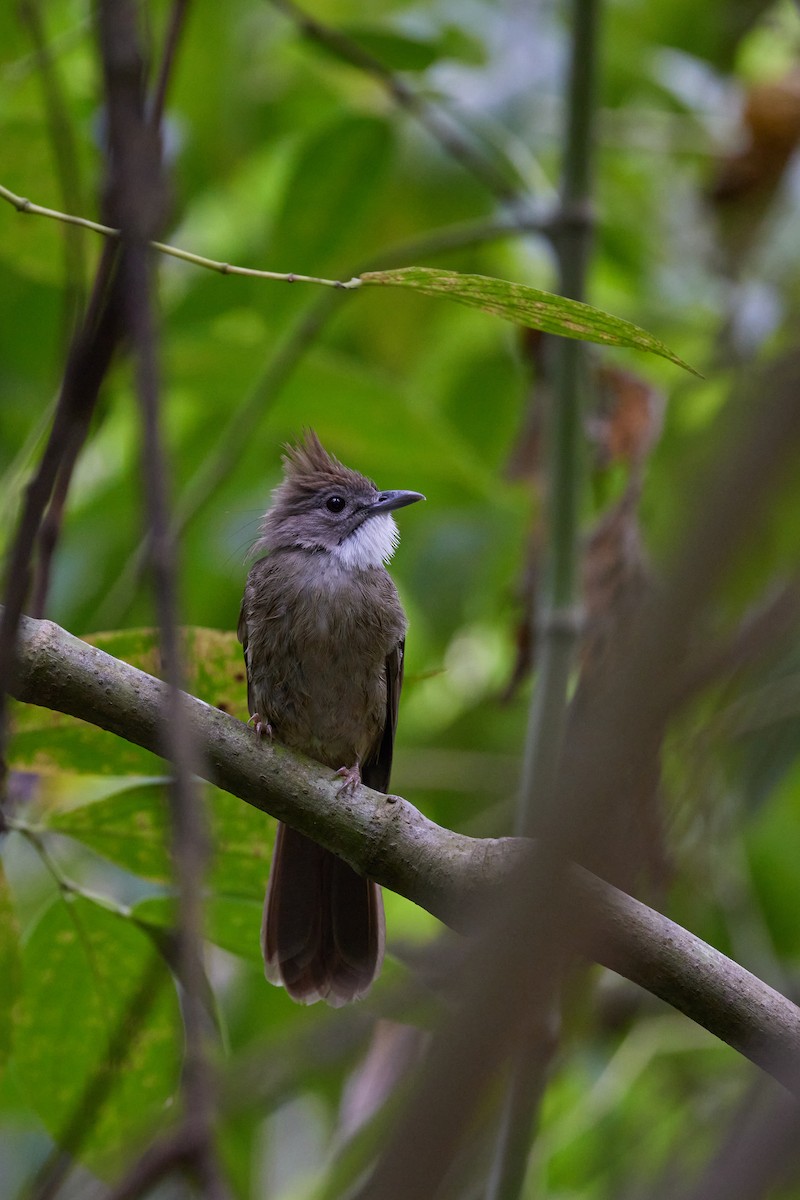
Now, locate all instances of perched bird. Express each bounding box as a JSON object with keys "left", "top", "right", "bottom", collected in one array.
[{"left": 238, "top": 432, "right": 424, "bottom": 1006}]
